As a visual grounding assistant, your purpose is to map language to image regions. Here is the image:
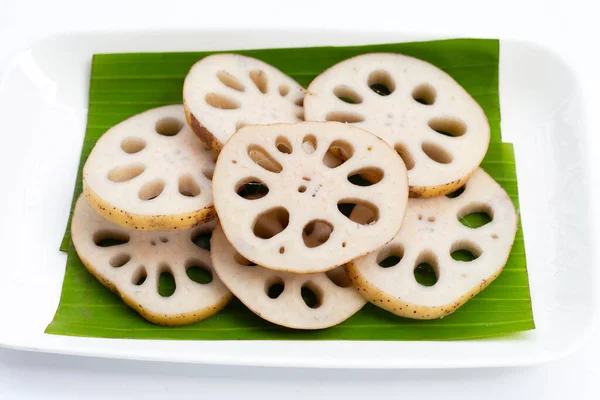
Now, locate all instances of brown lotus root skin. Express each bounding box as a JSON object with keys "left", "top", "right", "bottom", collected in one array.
[
  {"left": 84, "top": 181, "right": 217, "bottom": 231},
  {"left": 409, "top": 173, "right": 474, "bottom": 198},
  {"left": 184, "top": 101, "right": 223, "bottom": 157}
]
